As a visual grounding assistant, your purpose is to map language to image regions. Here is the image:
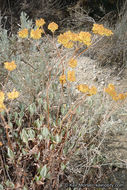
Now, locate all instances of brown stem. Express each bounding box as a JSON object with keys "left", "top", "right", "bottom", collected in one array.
[
  {"left": 46, "top": 70, "right": 51, "bottom": 129},
  {"left": 60, "top": 94, "right": 87, "bottom": 128},
  {"left": 0, "top": 114, "right": 13, "bottom": 151}
]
